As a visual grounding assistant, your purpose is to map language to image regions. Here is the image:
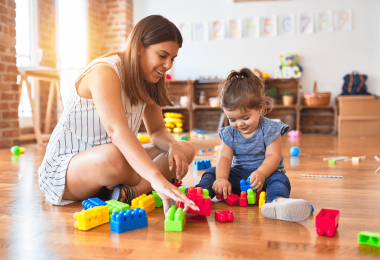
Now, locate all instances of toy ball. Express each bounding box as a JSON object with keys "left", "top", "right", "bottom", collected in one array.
[
  {"left": 310, "top": 205, "right": 314, "bottom": 213},
  {"left": 11, "top": 146, "right": 20, "bottom": 155},
  {"left": 290, "top": 146, "right": 300, "bottom": 156}
]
